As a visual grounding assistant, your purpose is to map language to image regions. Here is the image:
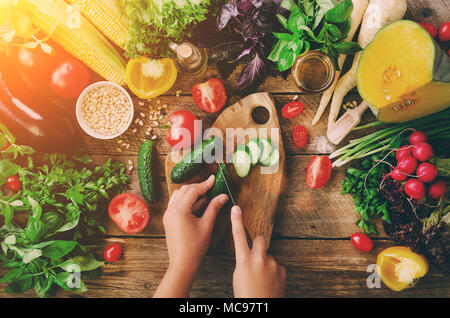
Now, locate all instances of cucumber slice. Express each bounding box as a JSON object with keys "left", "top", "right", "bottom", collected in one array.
[
  {"left": 247, "top": 138, "right": 261, "bottom": 166},
  {"left": 258, "top": 138, "right": 273, "bottom": 163},
  {"left": 261, "top": 146, "right": 280, "bottom": 167},
  {"left": 233, "top": 146, "right": 252, "bottom": 178}
]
